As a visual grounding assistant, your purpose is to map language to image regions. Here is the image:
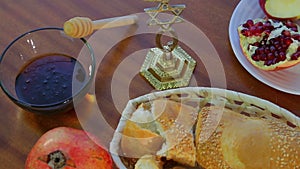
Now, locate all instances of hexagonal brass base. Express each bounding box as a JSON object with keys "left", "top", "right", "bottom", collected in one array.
[{"left": 140, "top": 45, "right": 196, "bottom": 90}]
